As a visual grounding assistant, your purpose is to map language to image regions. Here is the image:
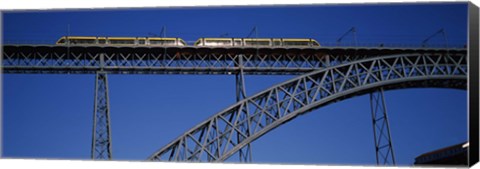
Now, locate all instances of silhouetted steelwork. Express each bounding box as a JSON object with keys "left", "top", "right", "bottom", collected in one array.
[
  {"left": 337, "top": 27, "right": 358, "bottom": 46},
  {"left": 2, "top": 45, "right": 464, "bottom": 75},
  {"left": 422, "top": 28, "right": 448, "bottom": 48},
  {"left": 91, "top": 71, "right": 113, "bottom": 160},
  {"left": 148, "top": 52, "right": 467, "bottom": 162},
  {"left": 370, "top": 88, "right": 396, "bottom": 165}
]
